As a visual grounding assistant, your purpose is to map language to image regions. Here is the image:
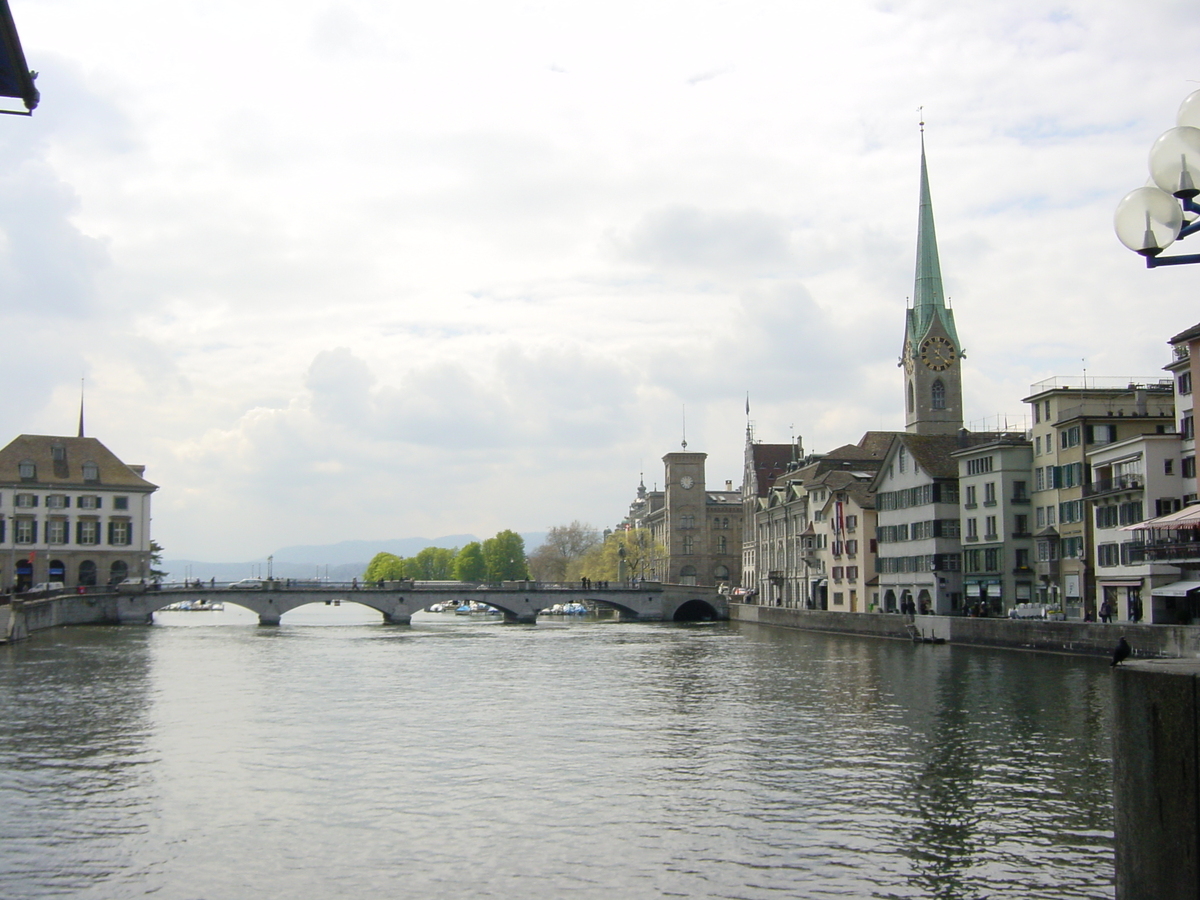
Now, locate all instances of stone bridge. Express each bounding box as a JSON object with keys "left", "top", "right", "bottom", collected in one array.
[{"left": 9, "top": 580, "right": 727, "bottom": 634}]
